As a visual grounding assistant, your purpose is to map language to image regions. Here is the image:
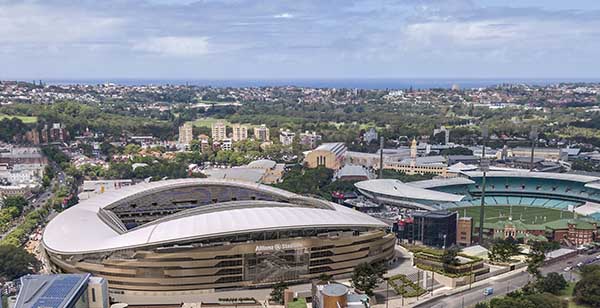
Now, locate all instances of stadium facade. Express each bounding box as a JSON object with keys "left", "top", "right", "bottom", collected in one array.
[{"left": 42, "top": 179, "right": 395, "bottom": 302}]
